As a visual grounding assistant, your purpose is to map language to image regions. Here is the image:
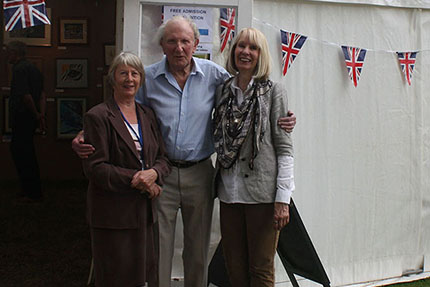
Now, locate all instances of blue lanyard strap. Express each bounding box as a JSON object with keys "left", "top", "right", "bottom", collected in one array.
[{"left": 118, "top": 103, "right": 145, "bottom": 169}]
